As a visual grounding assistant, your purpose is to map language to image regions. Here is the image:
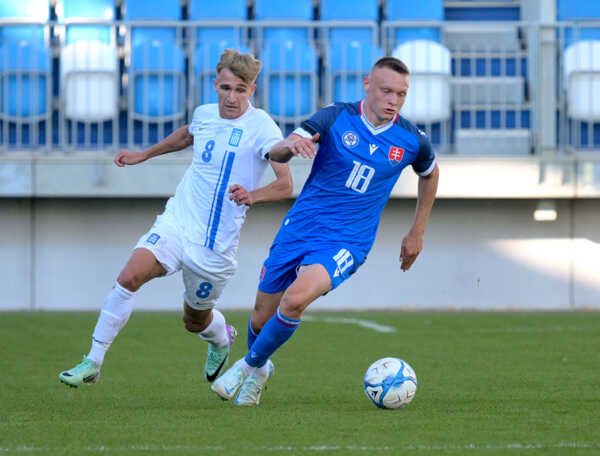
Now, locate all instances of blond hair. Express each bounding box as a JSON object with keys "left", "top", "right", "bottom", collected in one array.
[{"left": 216, "top": 49, "right": 262, "bottom": 84}]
